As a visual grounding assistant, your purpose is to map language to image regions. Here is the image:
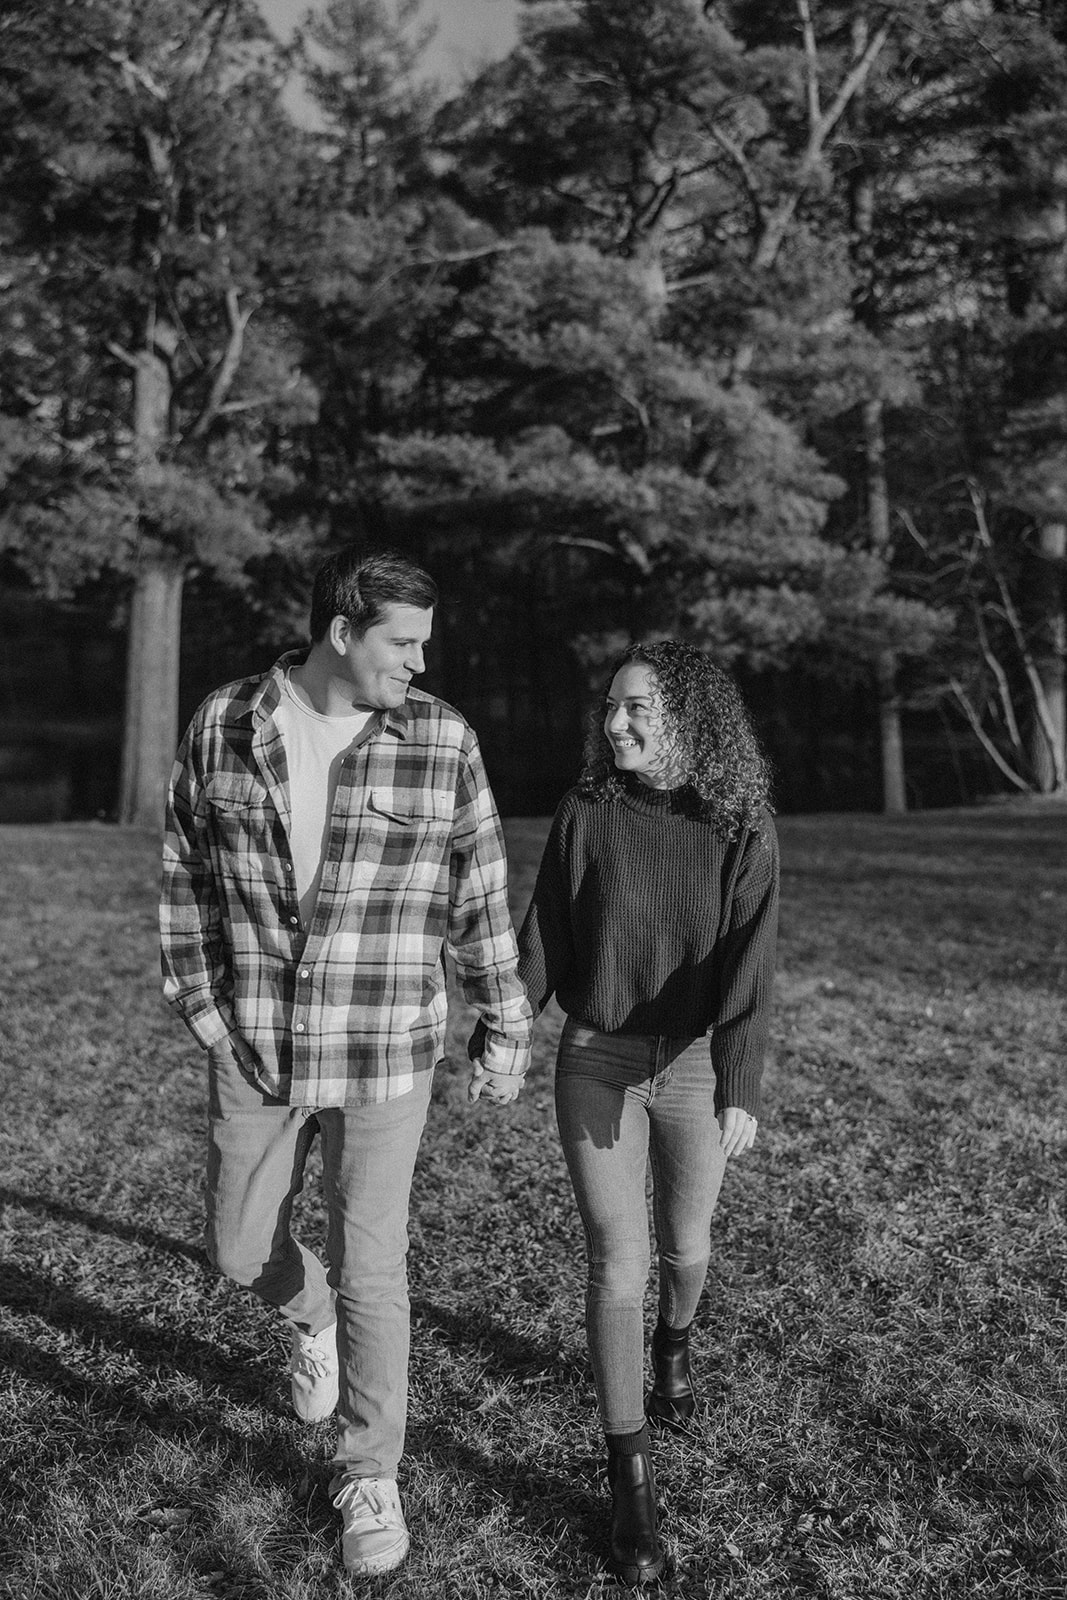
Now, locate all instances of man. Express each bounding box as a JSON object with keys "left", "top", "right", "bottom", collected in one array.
[{"left": 160, "top": 547, "right": 531, "bottom": 1577}]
